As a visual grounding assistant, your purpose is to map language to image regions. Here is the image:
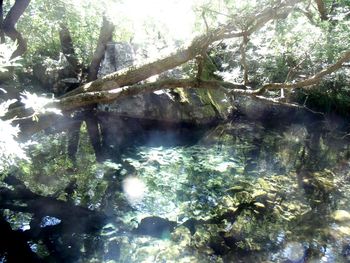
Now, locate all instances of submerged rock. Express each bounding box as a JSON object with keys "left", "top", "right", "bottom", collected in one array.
[
  {"left": 132, "top": 216, "right": 177, "bottom": 239},
  {"left": 282, "top": 242, "right": 306, "bottom": 262},
  {"left": 332, "top": 210, "right": 350, "bottom": 223}
]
